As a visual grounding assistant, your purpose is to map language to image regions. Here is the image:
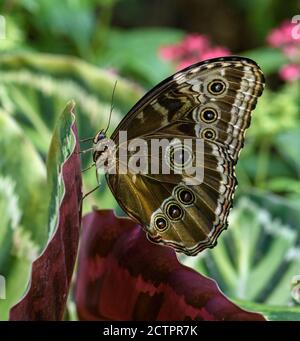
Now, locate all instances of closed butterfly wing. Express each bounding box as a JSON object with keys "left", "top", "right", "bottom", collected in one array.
[{"left": 105, "top": 56, "right": 265, "bottom": 255}]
